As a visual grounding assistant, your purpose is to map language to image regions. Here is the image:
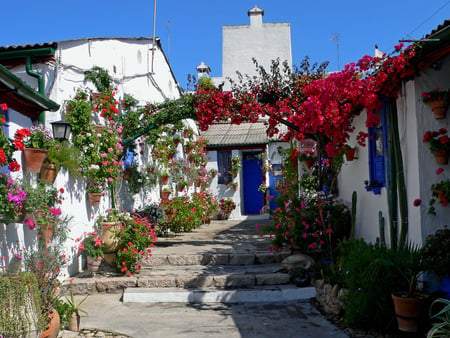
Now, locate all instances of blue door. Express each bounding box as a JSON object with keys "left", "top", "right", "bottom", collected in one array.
[{"left": 243, "top": 151, "right": 263, "bottom": 214}]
